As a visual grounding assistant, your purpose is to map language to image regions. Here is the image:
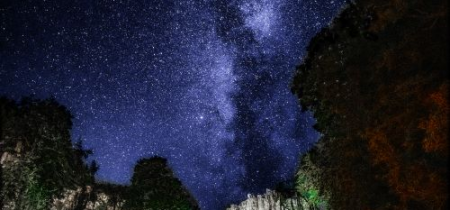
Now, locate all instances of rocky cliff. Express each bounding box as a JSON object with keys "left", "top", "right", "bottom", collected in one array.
[
  {"left": 226, "top": 189, "right": 309, "bottom": 210},
  {"left": 1, "top": 149, "right": 124, "bottom": 210},
  {"left": 50, "top": 185, "right": 124, "bottom": 210}
]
